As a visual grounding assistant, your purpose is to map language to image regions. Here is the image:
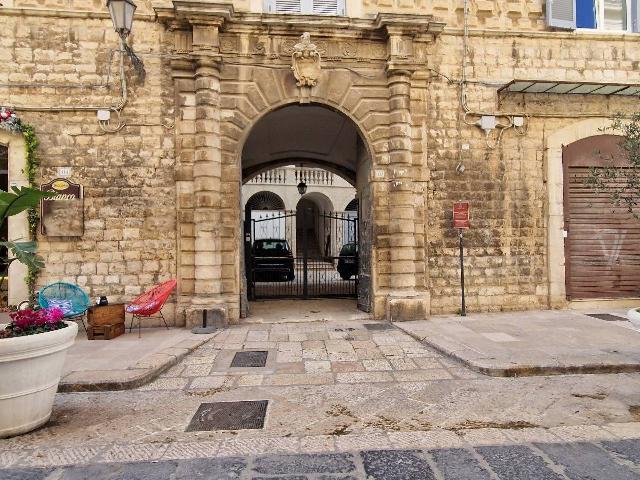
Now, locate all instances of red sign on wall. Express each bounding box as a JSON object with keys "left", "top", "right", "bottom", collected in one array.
[{"left": 453, "top": 202, "right": 470, "bottom": 229}]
